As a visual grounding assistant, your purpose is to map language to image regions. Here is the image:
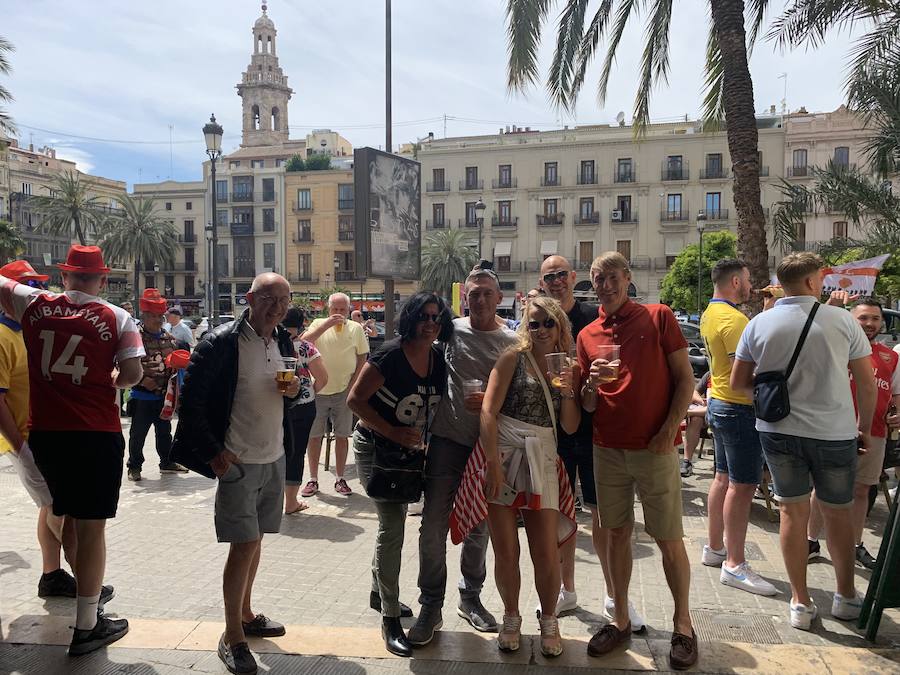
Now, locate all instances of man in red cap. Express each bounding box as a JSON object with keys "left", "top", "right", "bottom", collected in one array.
[
  {"left": 125, "top": 288, "right": 186, "bottom": 481},
  {"left": 0, "top": 245, "right": 144, "bottom": 656}
]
